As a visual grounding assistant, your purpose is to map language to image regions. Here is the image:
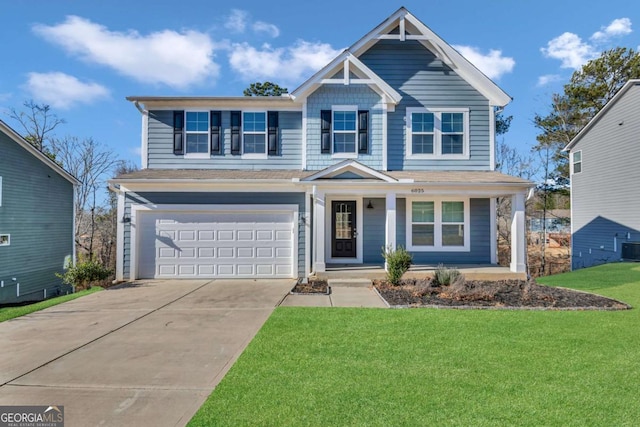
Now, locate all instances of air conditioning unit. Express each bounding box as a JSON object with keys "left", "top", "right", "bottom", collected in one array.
[{"left": 621, "top": 242, "right": 640, "bottom": 260}]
